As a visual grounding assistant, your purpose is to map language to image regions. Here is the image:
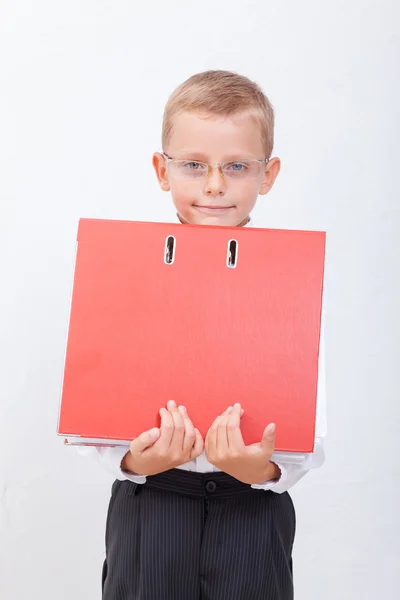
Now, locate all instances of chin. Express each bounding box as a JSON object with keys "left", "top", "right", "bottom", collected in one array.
[{"left": 193, "top": 216, "right": 235, "bottom": 227}]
